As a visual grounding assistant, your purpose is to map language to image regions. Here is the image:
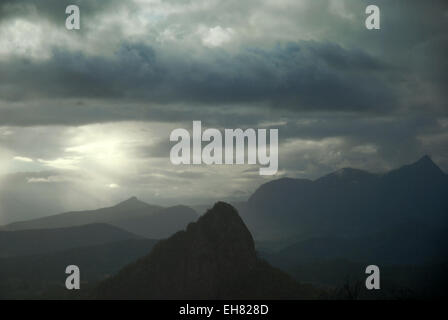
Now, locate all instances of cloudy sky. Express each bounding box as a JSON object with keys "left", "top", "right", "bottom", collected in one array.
[{"left": 0, "top": 0, "right": 447, "bottom": 224}]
